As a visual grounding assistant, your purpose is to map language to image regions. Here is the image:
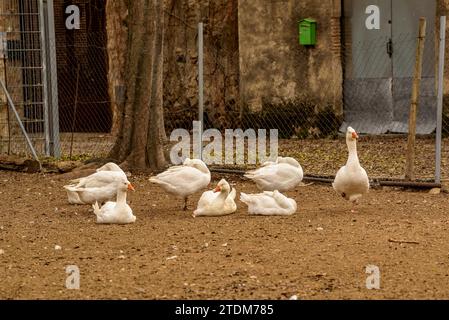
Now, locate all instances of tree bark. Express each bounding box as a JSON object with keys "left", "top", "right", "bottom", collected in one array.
[{"left": 107, "top": 0, "right": 167, "bottom": 171}]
